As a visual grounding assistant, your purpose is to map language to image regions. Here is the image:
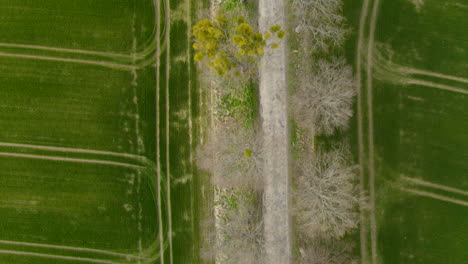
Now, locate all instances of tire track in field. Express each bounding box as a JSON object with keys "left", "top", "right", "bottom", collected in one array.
[
  {"left": 401, "top": 67, "right": 468, "bottom": 84},
  {"left": 0, "top": 240, "right": 142, "bottom": 260},
  {"left": 0, "top": 31, "right": 162, "bottom": 68},
  {"left": 405, "top": 79, "right": 468, "bottom": 95},
  {"left": 0, "top": 142, "right": 146, "bottom": 161},
  {"left": 367, "top": 0, "right": 381, "bottom": 263},
  {"left": 164, "top": 0, "right": 174, "bottom": 263},
  {"left": 0, "top": 152, "right": 144, "bottom": 169},
  {"left": 0, "top": 43, "right": 132, "bottom": 59},
  {"left": 154, "top": 0, "right": 165, "bottom": 262},
  {"left": 356, "top": 0, "right": 371, "bottom": 263},
  {"left": 0, "top": 52, "right": 134, "bottom": 70},
  {"left": 401, "top": 176, "right": 468, "bottom": 196},
  {"left": 371, "top": 46, "right": 468, "bottom": 94},
  {"left": 0, "top": 36, "right": 162, "bottom": 71},
  {"left": 0, "top": 249, "right": 124, "bottom": 264},
  {"left": 401, "top": 188, "right": 468, "bottom": 207}
]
